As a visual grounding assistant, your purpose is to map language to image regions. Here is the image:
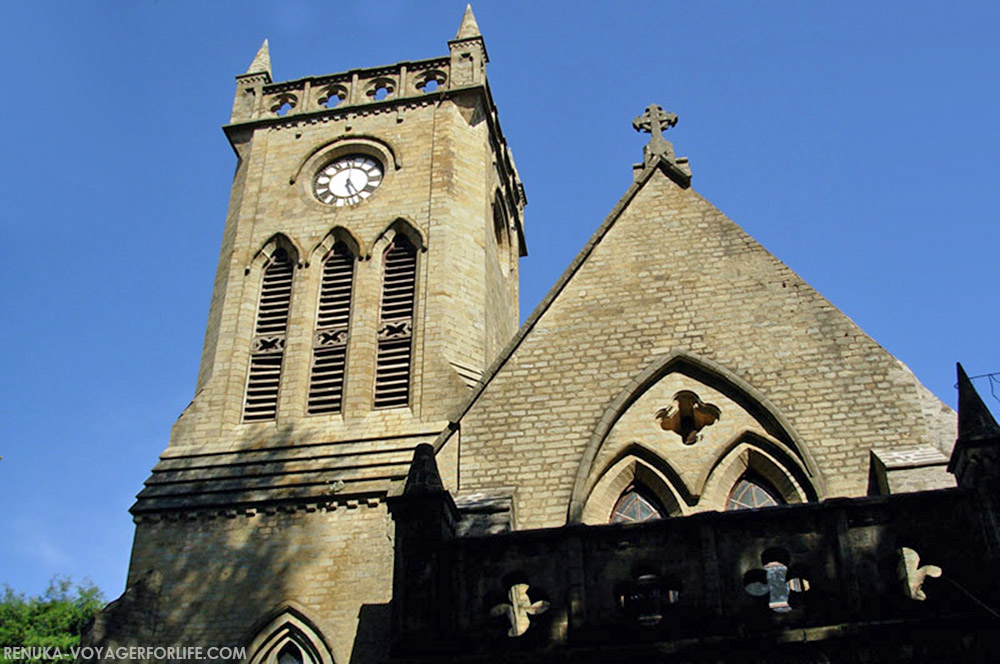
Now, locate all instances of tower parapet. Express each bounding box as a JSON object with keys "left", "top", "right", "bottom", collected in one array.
[
  {"left": 230, "top": 55, "right": 453, "bottom": 124},
  {"left": 228, "top": 30, "right": 523, "bottom": 226}
]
